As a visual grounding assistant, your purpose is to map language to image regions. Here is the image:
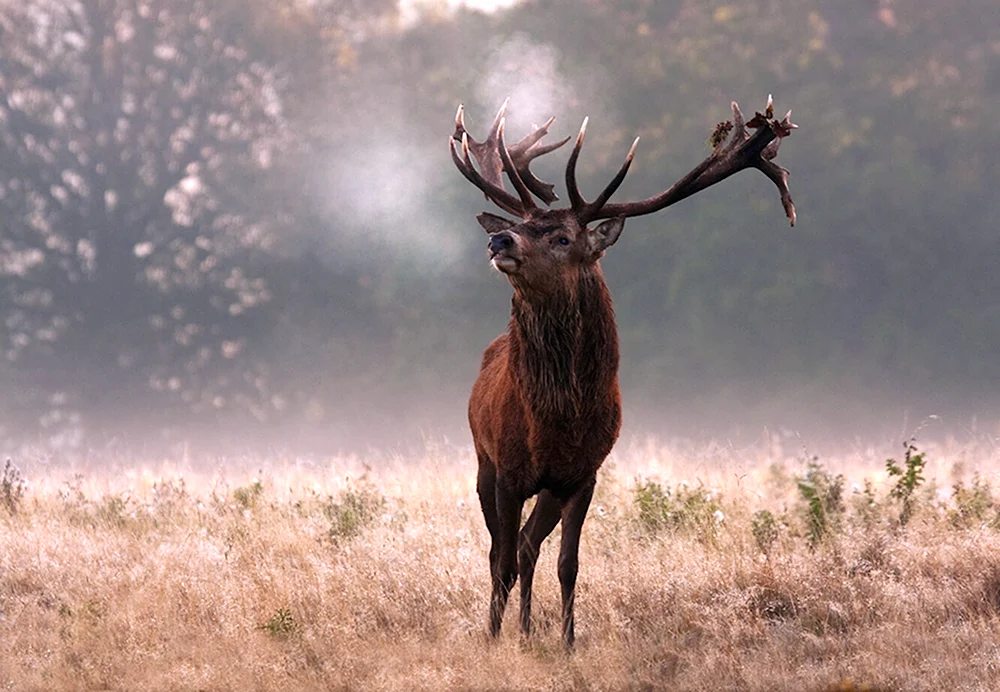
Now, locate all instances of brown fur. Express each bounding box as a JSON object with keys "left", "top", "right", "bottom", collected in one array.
[
  {"left": 470, "top": 265, "right": 620, "bottom": 498},
  {"left": 468, "top": 211, "right": 624, "bottom": 647}
]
